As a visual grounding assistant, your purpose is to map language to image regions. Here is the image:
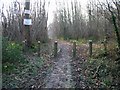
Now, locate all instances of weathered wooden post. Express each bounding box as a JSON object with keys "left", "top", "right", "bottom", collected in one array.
[
  {"left": 22, "top": 39, "right": 27, "bottom": 52},
  {"left": 89, "top": 40, "right": 92, "bottom": 57},
  {"left": 73, "top": 41, "right": 76, "bottom": 58},
  {"left": 103, "top": 39, "right": 107, "bottom": 55},
  {"left": 24, "top": 0, "right": 31, "bottom": 48},
  {"left": 38, "top": 41, "right": 41, "bottom": 57},
  {"left": 54, "top": 41, "right": 58, "bottom": 57}
]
